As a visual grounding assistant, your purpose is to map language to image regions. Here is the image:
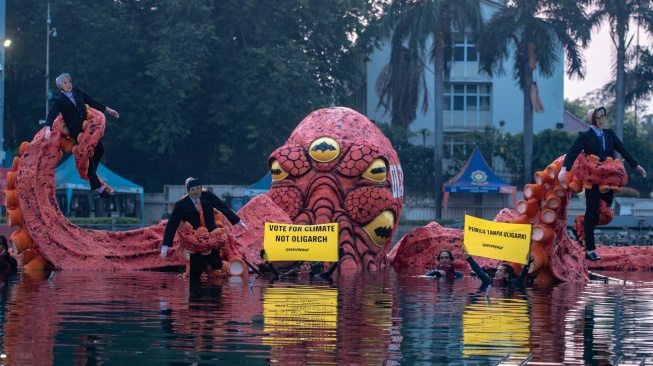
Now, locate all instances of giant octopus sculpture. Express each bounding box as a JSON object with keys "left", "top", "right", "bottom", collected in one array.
[
  {"left": 11, "top": 102, "right": 651, "bottom": 279},
  {"left": 6, "top": 106, "right": 403, "bottom": 273},
  {"left": 7, "top": 106, "right": 252, "bottom": 272},
  {"left": 266, "top": 107, "right": 404, "bottom": 271},
  {"left": 391, "top": 150, "right": 653, "bottom": 283}
]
